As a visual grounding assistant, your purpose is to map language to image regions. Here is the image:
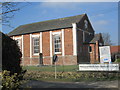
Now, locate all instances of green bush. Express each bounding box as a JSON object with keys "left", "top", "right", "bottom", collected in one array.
[{"left": 1, "top": 70, "right": 23, "bottom": 89}]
